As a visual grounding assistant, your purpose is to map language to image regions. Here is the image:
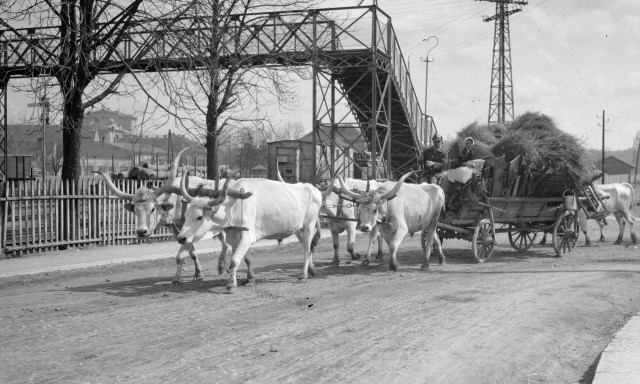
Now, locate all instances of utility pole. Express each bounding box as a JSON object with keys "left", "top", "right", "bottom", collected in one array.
[
  {"left": 478, "top": 0, "right": 527, "bottom": 125},
  {"left": 597, "top": 110, "right": 609, "bottom": 184},
  {"left": 421, "top": 36, "right": 438, "bottom": 146},
  {"left": 27, "top": 91, "right": 50, "bottom": 182}
]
